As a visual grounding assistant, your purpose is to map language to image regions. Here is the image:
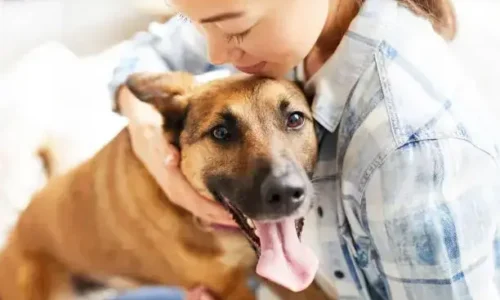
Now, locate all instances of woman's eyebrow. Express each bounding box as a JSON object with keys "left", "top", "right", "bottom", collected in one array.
[{"left": 199, "top": 11, "right": 245, "bottom": 23}]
